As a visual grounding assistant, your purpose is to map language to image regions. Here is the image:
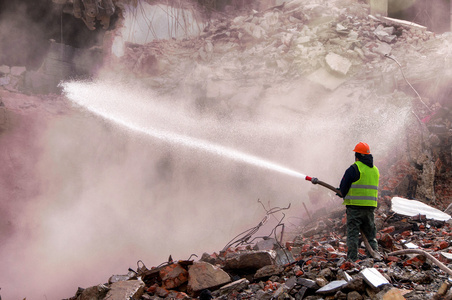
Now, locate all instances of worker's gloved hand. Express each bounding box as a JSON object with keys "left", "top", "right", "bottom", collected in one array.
[{"left": 335, "top": 188, "right": 343, "bottom": 198}]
